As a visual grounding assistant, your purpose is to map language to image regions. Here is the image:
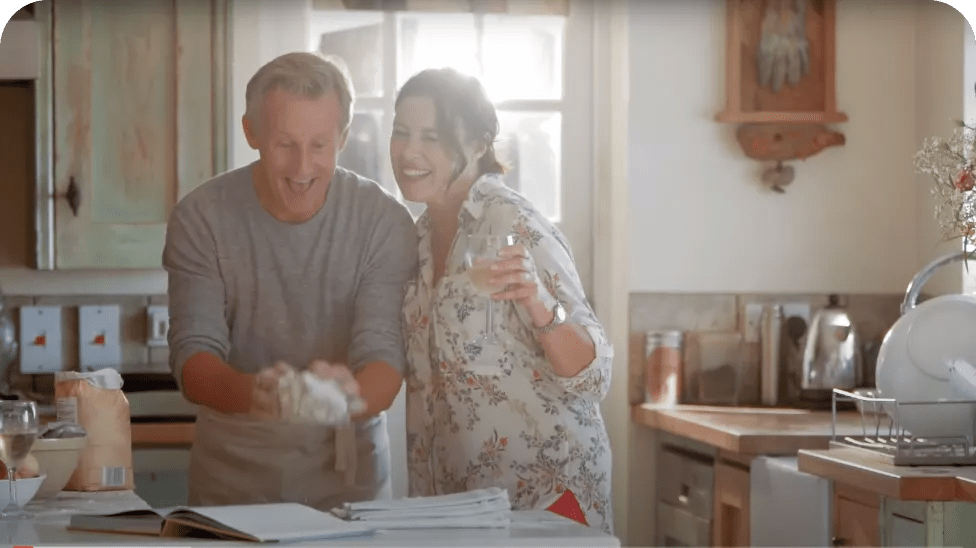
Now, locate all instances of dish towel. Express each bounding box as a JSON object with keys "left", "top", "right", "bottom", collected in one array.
[{"left": 331, "top": 487, "right": 512, "bottom": 529}]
